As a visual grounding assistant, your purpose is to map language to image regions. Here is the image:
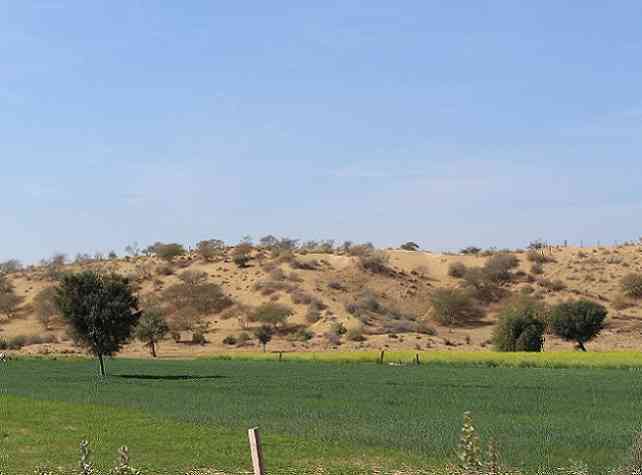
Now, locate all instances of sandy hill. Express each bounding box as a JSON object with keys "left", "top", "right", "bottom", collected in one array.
[{"left": 2, "top": 242, "right": 642, "bottom": 357}]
